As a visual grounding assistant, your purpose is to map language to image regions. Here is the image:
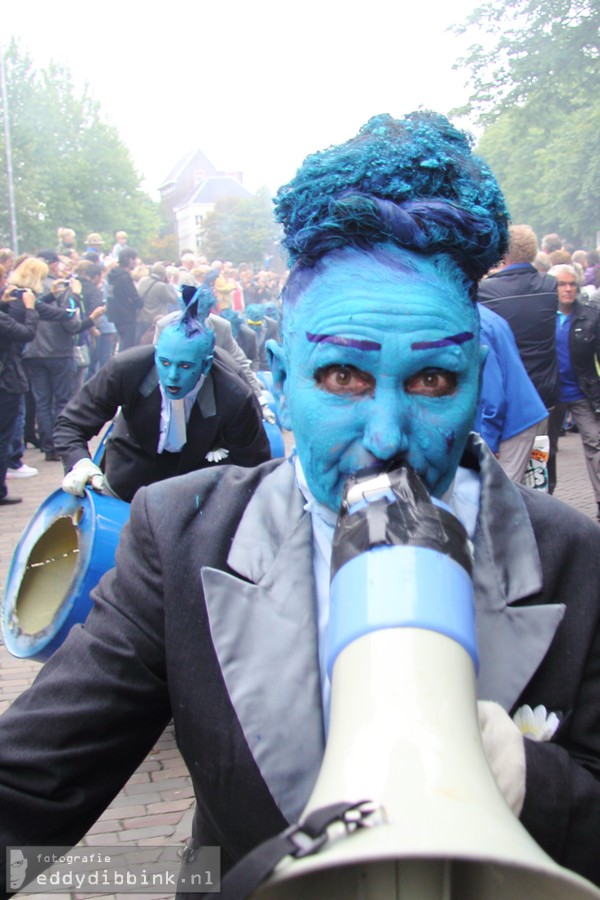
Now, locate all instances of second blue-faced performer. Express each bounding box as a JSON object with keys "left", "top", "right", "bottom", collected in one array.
[{"left": 55, "top": 286, "right": 270, "bottom": 502}]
